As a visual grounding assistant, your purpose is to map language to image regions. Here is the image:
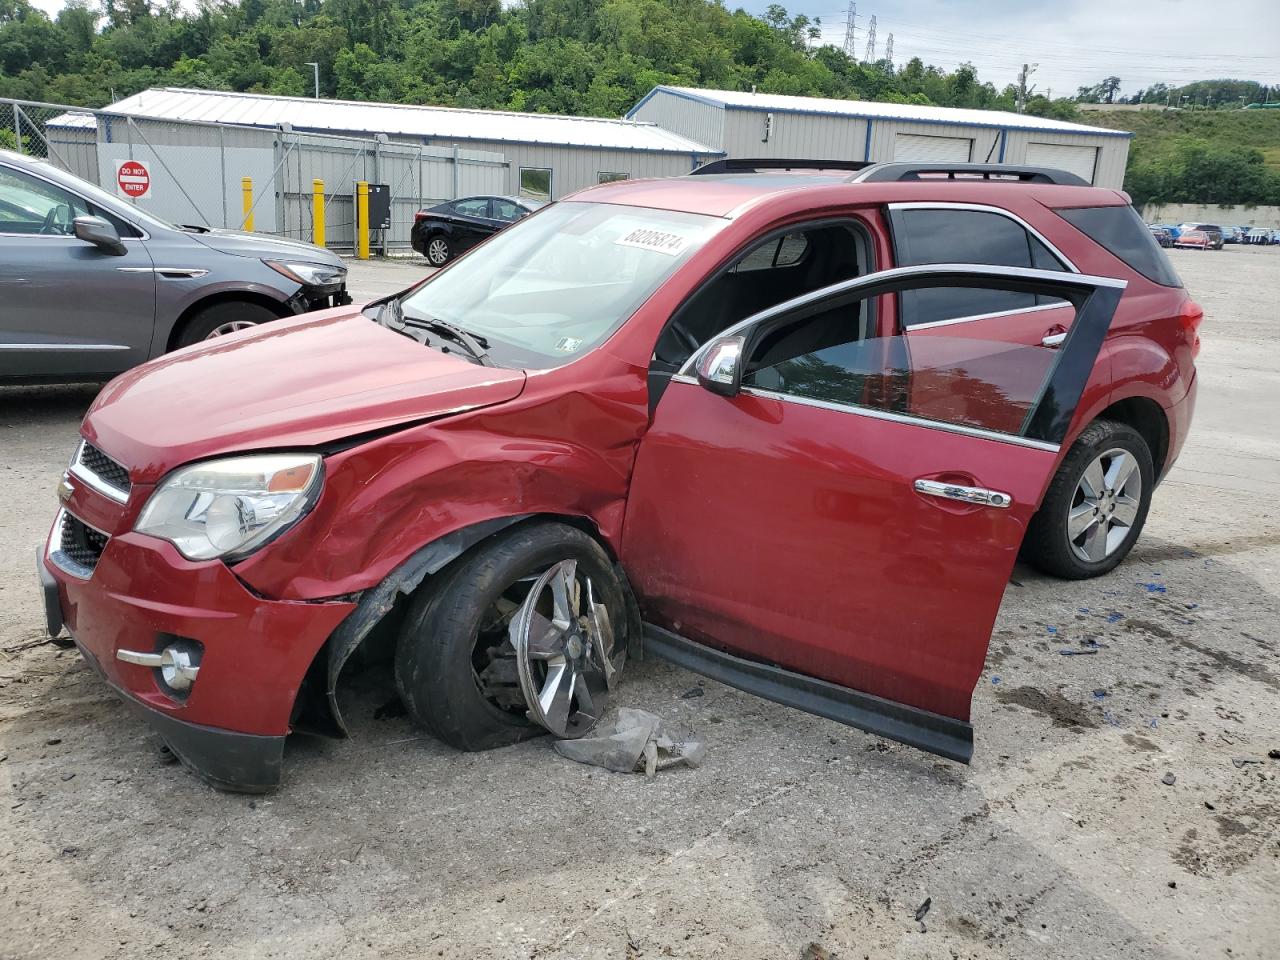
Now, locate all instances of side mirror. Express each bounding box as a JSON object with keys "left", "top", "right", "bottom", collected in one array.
[
  {"left": 695, "top": 335, "right": 745, "bottom": 397},
  {"left": 73, "top": 216, "right": 126, "bottom": 256}
]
